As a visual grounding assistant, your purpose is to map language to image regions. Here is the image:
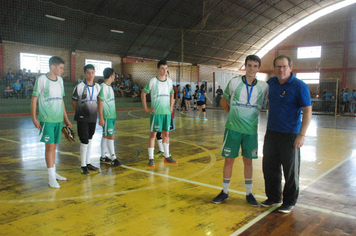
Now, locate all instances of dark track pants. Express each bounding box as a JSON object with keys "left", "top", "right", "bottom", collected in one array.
[{"left": 262, "top": 129, "right": 300, "bottom": 206}]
